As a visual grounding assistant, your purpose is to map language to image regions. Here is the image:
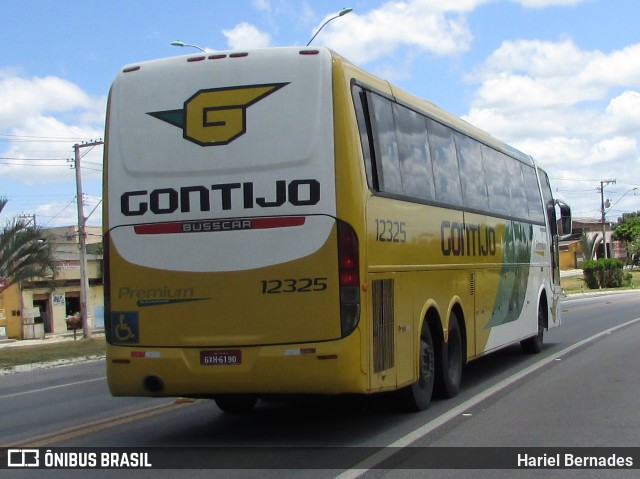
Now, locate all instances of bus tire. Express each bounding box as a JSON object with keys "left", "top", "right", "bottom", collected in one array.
[
  {"left": 435, "top": 312, "right": 463, "bottom": 399},
  {"left": 401, "top": 323, "right": 435, "bottom": 411},
  {"left": 214, "top": 395, "right": 258, "bottom": 413},
  {"left": 521, "top": 308, "right": 545, "bottom": 354}
]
